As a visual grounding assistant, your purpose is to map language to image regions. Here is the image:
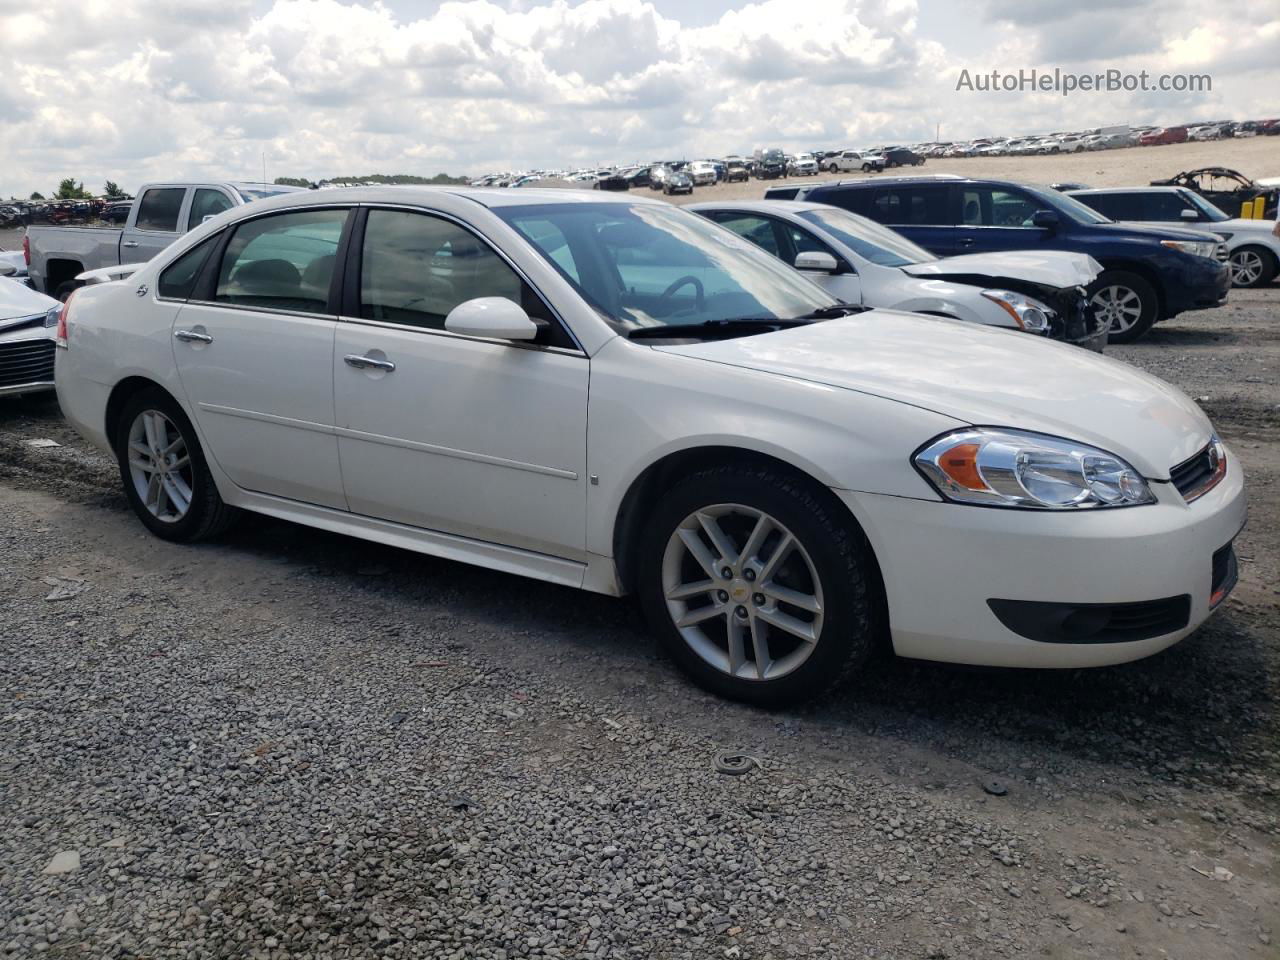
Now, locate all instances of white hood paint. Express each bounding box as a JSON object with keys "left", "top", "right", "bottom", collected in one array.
[
  {"left": 902, "top": 251, "right": 1102, "bottom": 288},
  {"left": 0, "top": 276, "right": 57, "bottom": 321},
  {"left": 659, "top": 310, "right": 1211, "bottom": 478}
]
